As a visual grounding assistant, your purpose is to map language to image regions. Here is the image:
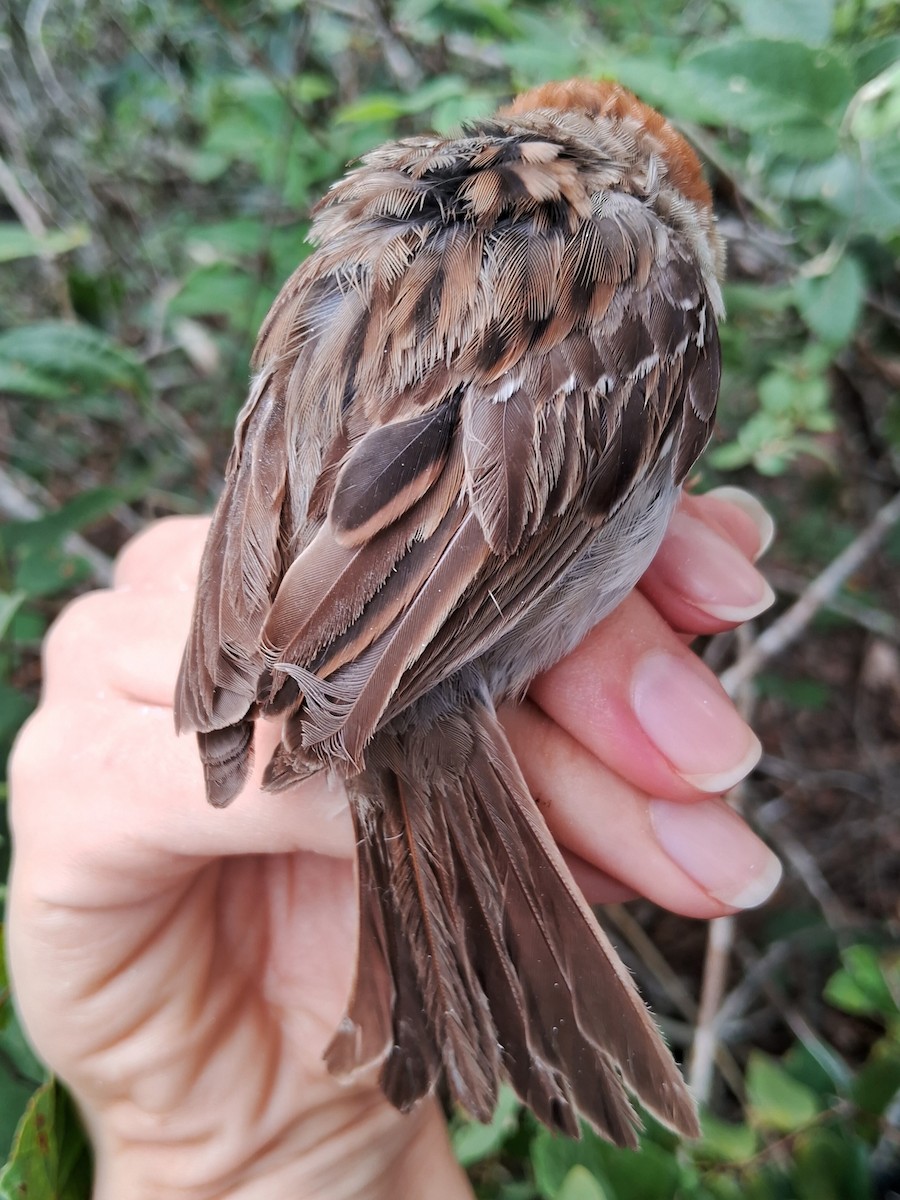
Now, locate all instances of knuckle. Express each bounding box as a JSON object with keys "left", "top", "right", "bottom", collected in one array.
[{"left": 42, "top": 589, "right": 116, "bottom": 671}]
